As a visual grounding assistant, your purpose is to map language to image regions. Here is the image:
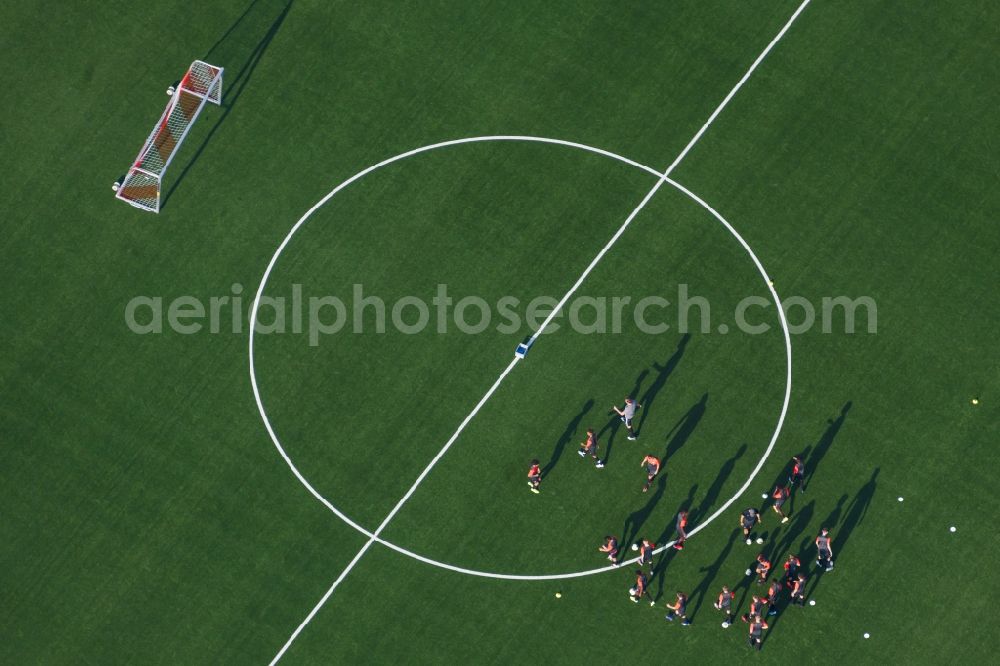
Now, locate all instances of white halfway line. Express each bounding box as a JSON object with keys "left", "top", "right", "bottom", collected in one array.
[
  {"left": 269, "top": 1, "right": 810, "bottom": 662},
  {"left": 269, "top": 358, "right": 519, "bottom": 665},
  {"left": 524, "top": 0, "right": 812, "bottom": 342}
]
